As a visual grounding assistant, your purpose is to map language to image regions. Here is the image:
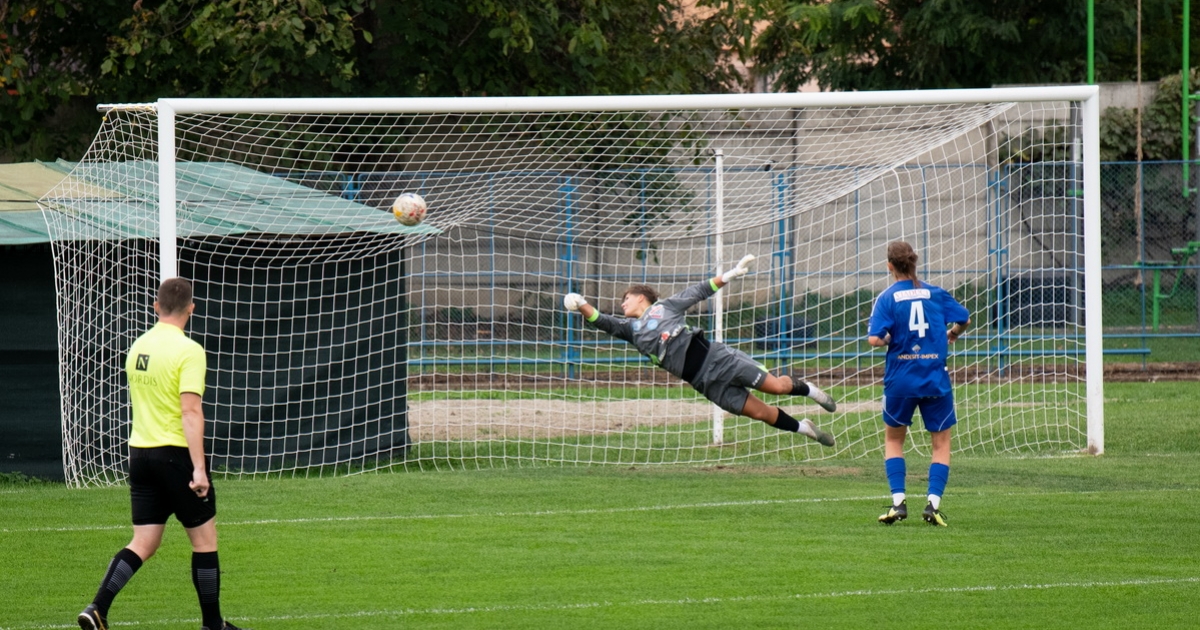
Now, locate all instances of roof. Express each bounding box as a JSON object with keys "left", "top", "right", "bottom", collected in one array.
[
  {"left": 2, "top": 160, "right": 436, "bottom": 245},
  {"left": 0, "top": 161, "right": 72, "bottom": 245}
]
